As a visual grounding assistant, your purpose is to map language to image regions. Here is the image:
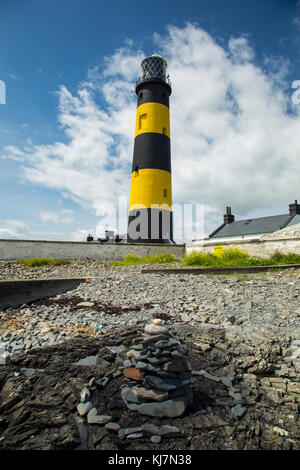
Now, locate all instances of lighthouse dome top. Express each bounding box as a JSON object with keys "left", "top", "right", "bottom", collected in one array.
[{"left": 140, "top": 54, "right": 169, "bottom": 83}]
